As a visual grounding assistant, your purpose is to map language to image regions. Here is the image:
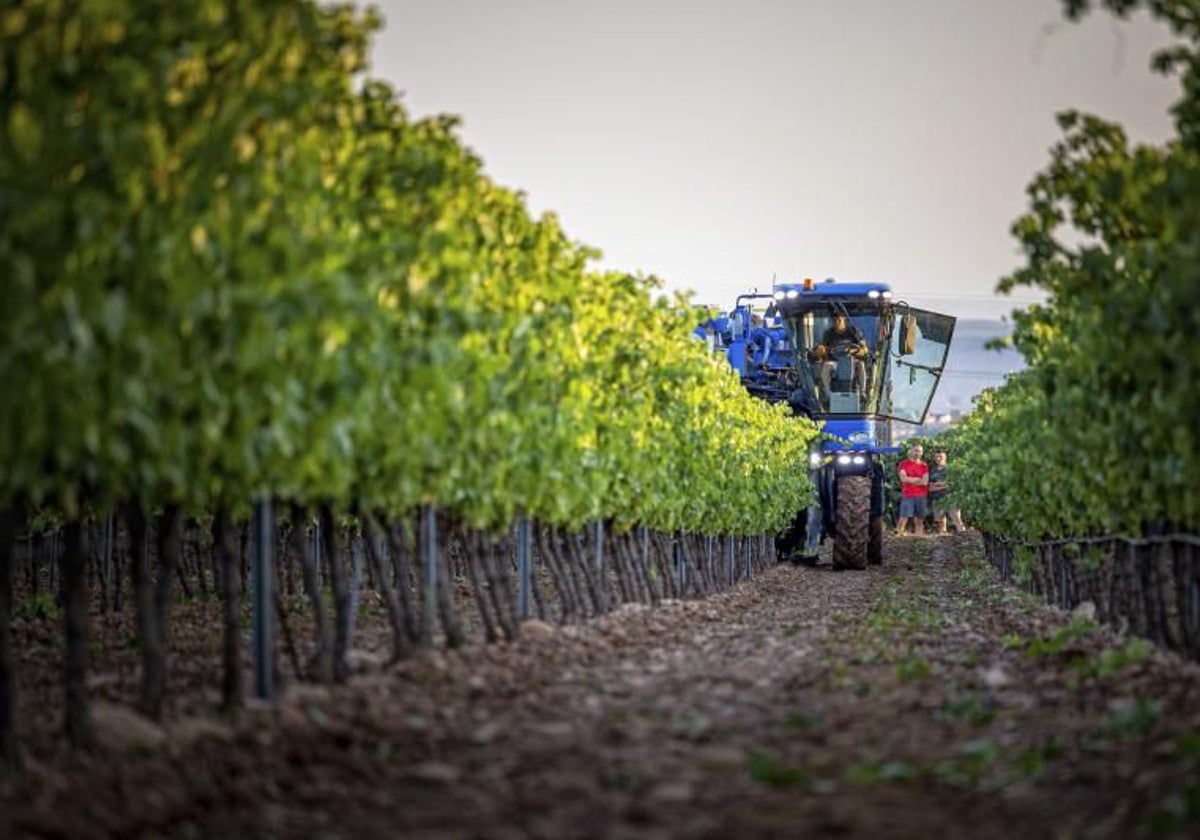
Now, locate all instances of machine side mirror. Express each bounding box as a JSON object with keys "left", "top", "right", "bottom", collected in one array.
[{"left": 897, "top": 313, "right": 918, "bottom": 356}]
